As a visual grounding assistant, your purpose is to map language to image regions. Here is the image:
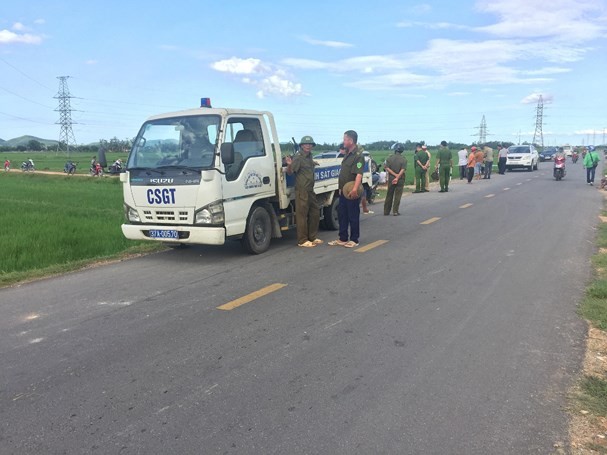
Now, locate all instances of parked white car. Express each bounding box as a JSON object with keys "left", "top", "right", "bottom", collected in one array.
[{"left": 506, "top": 145, "right": 539, "bottom": 172}]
